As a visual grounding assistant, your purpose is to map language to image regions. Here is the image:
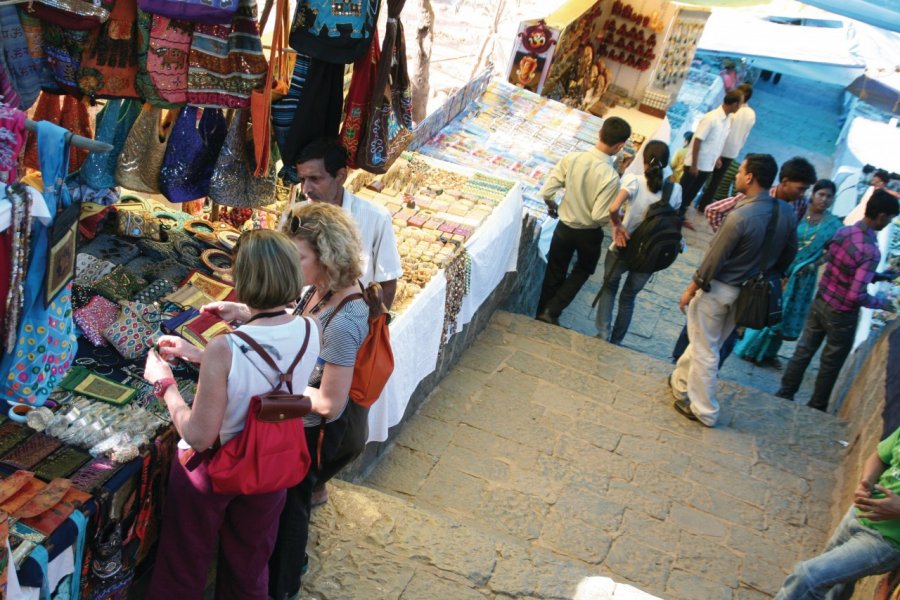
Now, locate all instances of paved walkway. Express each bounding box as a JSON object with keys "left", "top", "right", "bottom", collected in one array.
[{"left": 305, "top": 312, "right": 848, "bottom": 599}]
